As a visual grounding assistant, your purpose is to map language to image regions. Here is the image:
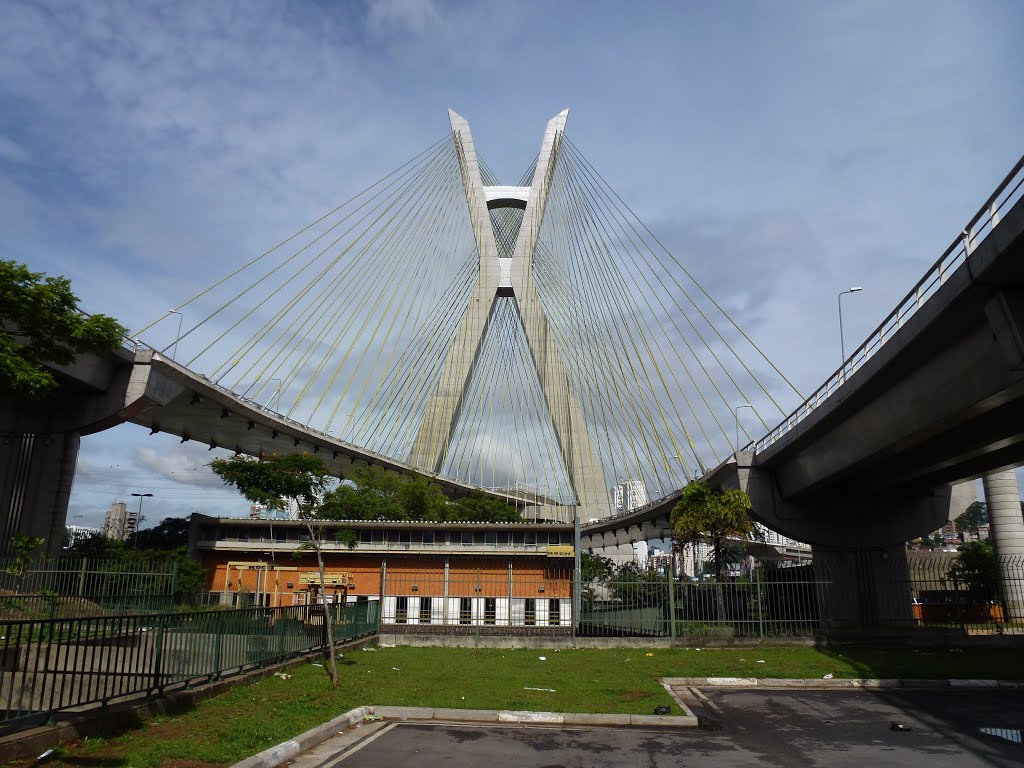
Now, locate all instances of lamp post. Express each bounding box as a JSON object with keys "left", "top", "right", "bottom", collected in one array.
[
  {"left": 734, "top": 404, "right": 754, "bottom": 452},
  {"left": 130, "top": 493, "right": 152, "bottom": 547},
  {"left": 837, "top": 287, "right": 863, "bottom": 378},
  {"left": 269, "top": 378, "right": 282, "bottom": 412},
  {"left": 671, "top": 455, "right": 690, "bottom": 484},
  {"left": 167, "top": 310, "right": 183, "bottom": 360}
]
